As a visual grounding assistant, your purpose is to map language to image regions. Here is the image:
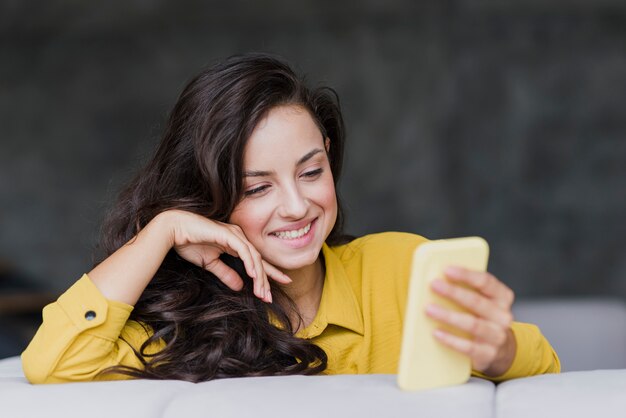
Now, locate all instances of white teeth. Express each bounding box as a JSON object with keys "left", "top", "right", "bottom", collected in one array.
[{"left": 274, "top": 222, "right": 312, "bottom": 240}]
